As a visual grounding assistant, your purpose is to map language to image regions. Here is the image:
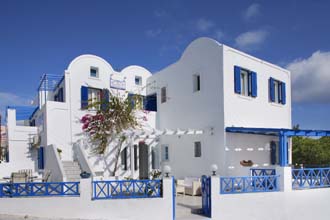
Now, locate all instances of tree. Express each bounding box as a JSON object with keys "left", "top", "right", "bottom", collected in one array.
[{"left": 81, "top": 91, "right": 143, "bottom": 176}]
